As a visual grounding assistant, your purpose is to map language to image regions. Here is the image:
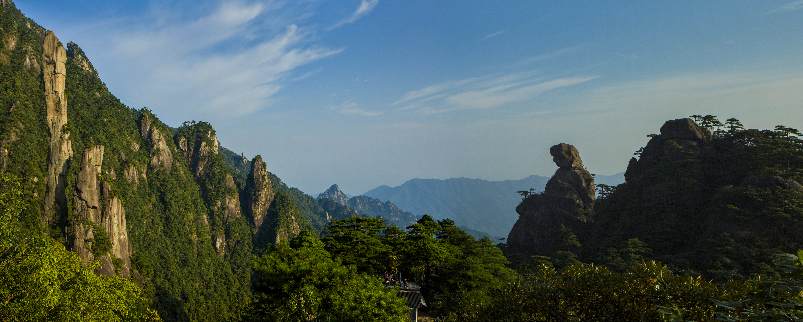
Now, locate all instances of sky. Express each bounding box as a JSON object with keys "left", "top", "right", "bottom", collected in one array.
[{"left": 15, "top": 0, "right": 803, "bottom": 195}]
